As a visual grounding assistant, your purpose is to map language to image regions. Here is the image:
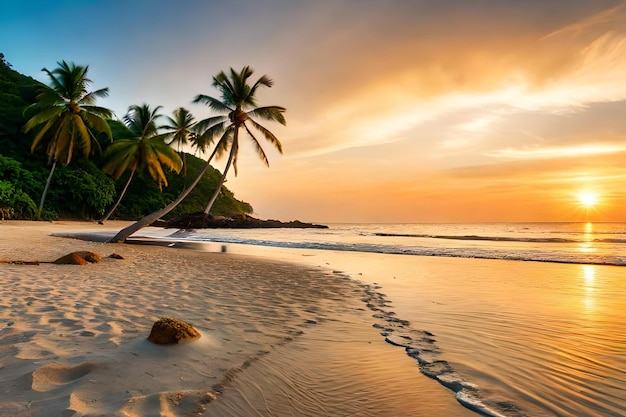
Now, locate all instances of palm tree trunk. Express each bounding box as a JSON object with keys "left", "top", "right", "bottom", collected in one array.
[
  {"left": 203, "top": 137, "right": 238, "bottom": 217},
  {"left": 109, "top": 146, "right": 220, "bottom": 243},
  {"left": 38, "top": 160, "right": 57, "bottom": 216},
  {"left": 99, "top": 167, "right": 136, "bottom": 224}
]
